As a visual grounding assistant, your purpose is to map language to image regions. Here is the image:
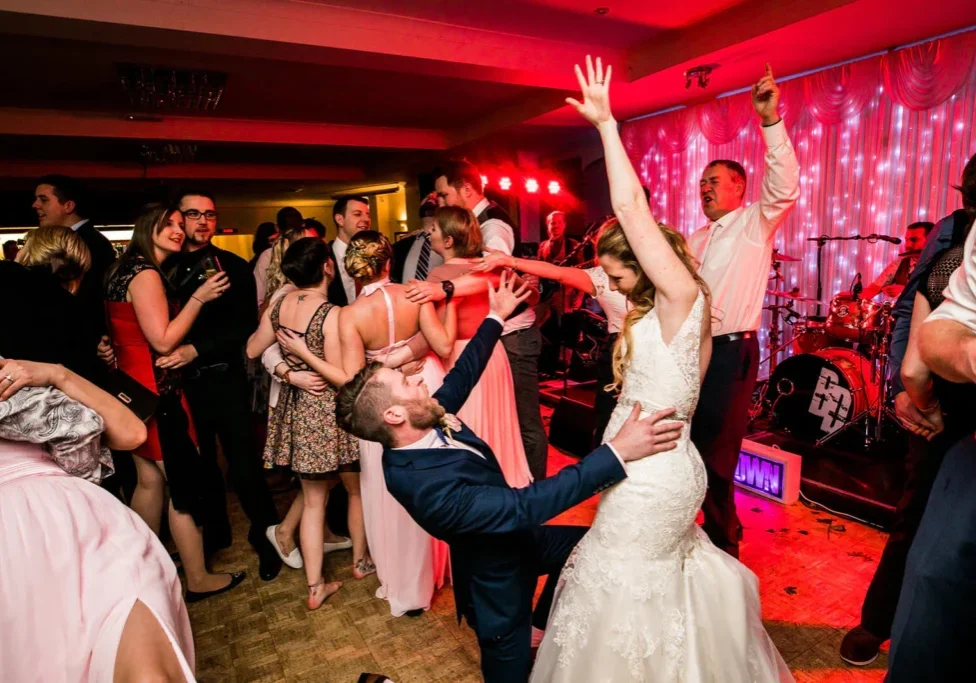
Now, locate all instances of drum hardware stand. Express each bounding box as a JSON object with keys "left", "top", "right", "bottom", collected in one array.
[{"left": 814, "top": 302, "right": 898, "bottom": 448}]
